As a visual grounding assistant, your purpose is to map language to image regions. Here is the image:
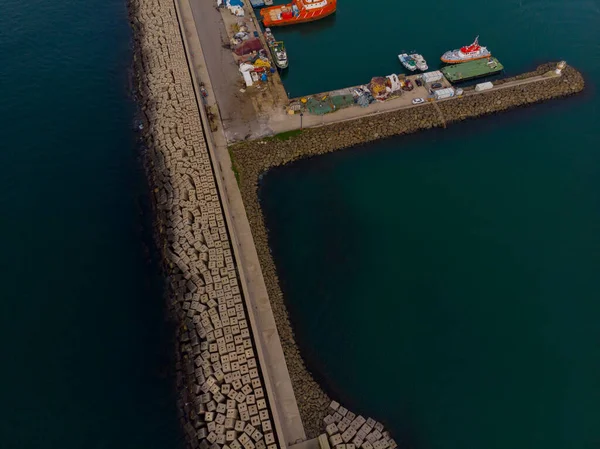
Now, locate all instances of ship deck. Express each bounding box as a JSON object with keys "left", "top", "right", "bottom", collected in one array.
[{"left": 441, "top": 57, "right": 504, "bottom": 82}]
